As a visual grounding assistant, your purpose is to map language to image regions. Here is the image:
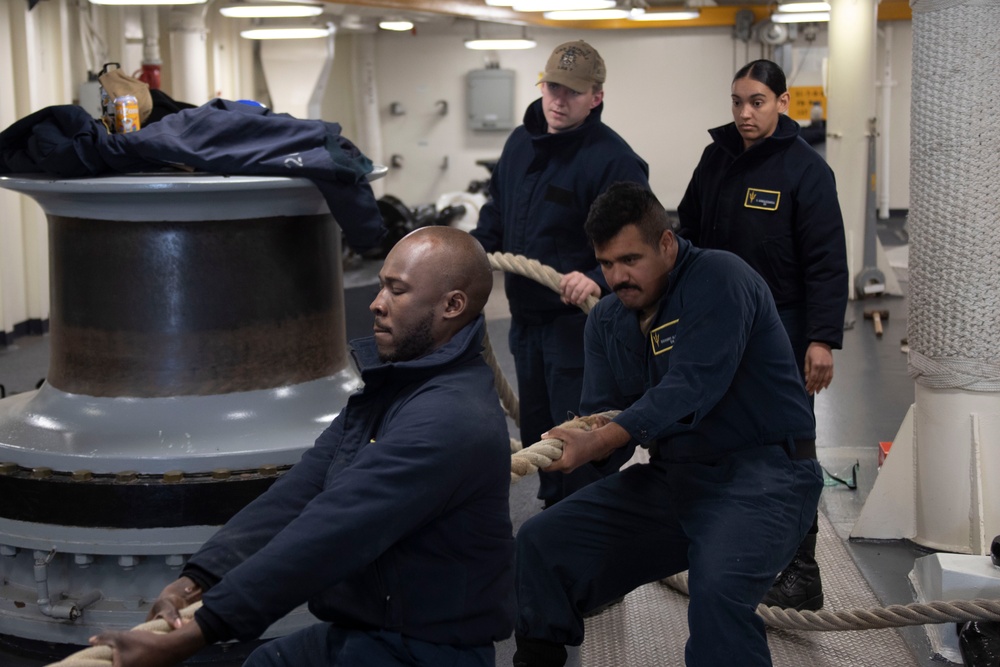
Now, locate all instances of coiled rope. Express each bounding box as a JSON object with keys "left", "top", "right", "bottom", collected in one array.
[{"left": 45, "top": 252, "right": 1000, "bottom": 666}]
